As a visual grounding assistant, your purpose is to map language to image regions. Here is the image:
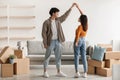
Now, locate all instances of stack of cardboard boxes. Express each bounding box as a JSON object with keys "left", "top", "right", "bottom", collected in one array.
[
  {"left": 0, "top": 46, "right": 30, "bottom": 77},
  {"left": 88, "top": 44, "right": 120, "bottom": 77},
  {"left": 14, "top": 49, "right": 30, "bottom": 75},
  {"left": 0, "top": 47, "right": 14, "bottom": 77}
]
